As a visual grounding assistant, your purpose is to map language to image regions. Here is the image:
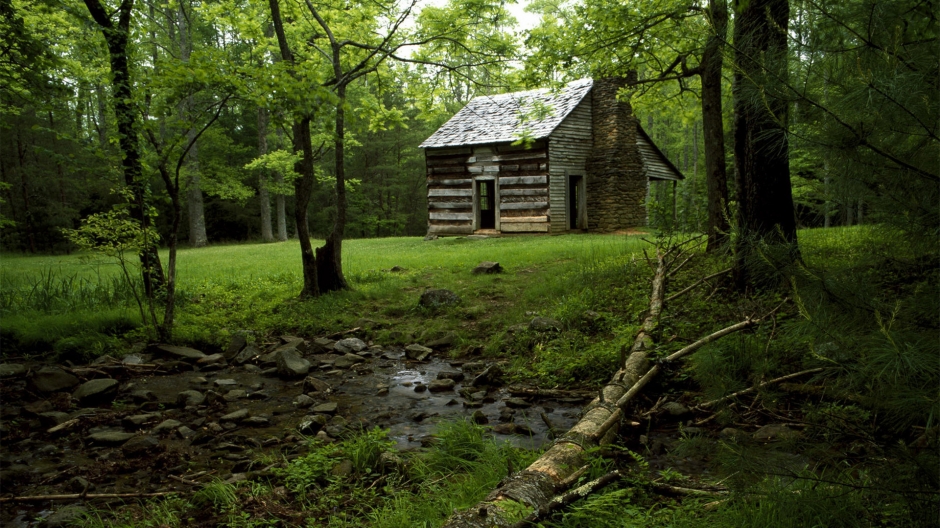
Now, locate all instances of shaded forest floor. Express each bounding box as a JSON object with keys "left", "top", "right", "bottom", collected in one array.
[{"left": 1, "top": 227, "right": 937, "bottom": 527}]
